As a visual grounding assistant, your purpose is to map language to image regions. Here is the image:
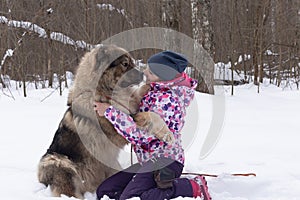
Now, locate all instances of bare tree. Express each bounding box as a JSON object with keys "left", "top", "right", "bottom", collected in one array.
[
  {"left": 1, "top": 0, "right": 300, "bottom": 97},
  {"left": 191, "top": 0, "right": 214, "bottom": 94}
]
